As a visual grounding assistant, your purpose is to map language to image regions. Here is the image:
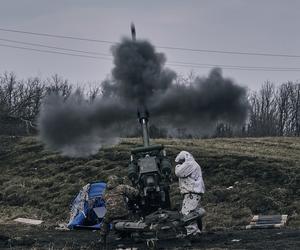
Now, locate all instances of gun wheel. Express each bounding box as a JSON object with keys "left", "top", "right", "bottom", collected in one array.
[{"left": 146, "top": 239, "right": 157, "bottom": 249}]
